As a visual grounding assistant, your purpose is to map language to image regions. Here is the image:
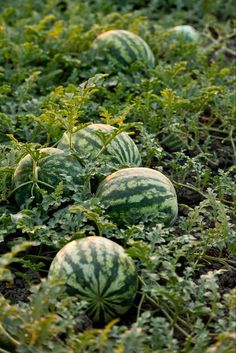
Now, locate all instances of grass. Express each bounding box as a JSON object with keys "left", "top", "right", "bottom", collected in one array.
[{"left": 0, "top": 0, "right": 235, "bottom": 352}]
